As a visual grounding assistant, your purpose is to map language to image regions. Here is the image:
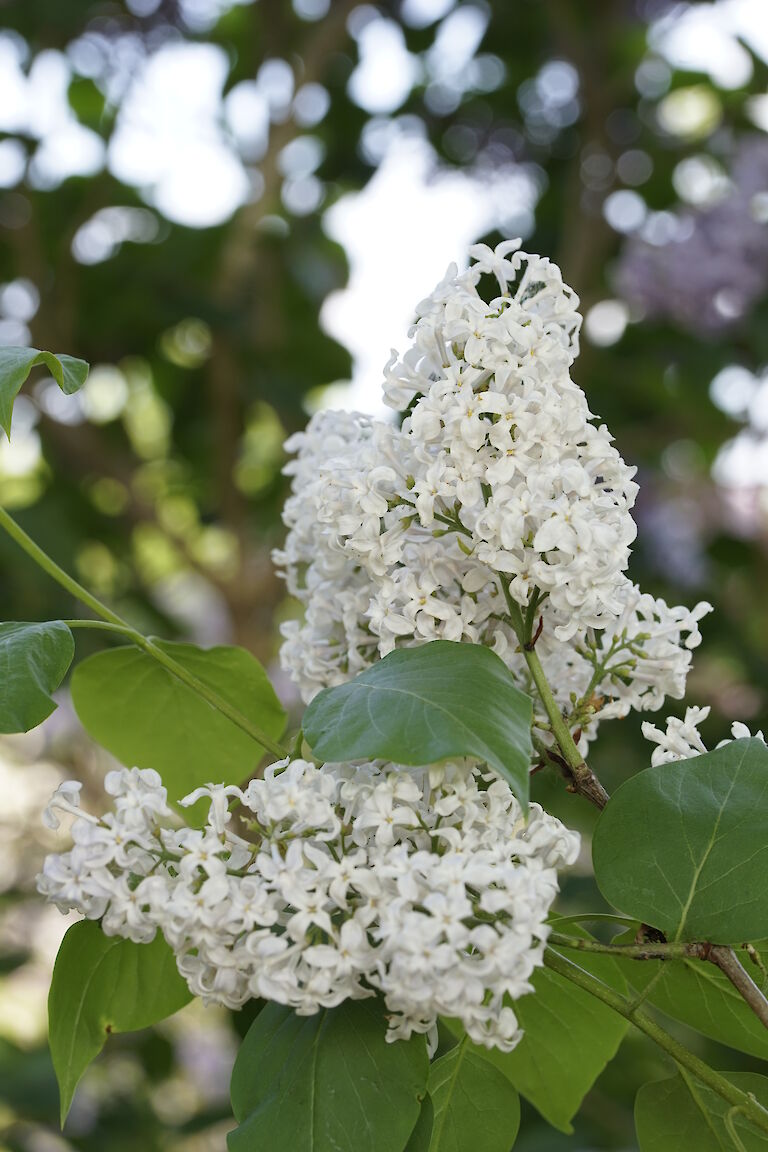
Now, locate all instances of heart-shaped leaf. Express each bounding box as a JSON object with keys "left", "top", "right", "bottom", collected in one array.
[
  {"left": 593, "top": 739, "right": 768, "bottom": 942},
  {"left": 71, "top": 641, "right": 286, "bottom": 802},
  {"left": 427, "top": 1037, "right": 520, "bottom": 1152},
  {"left": 229, "top": 998, "right": 429, "bottom": 1152},
  {"left": 0, "top": 347, "right": 89, "bottom": 437},
  {"left": 0, "top": 621, "right": 74, "bottom": 733},
  {"left": 303, "top": 641, "right": 533, "bottom": 808},
  {"left": 49, "top": 921, "right": 192, "bottom": 1125}
]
